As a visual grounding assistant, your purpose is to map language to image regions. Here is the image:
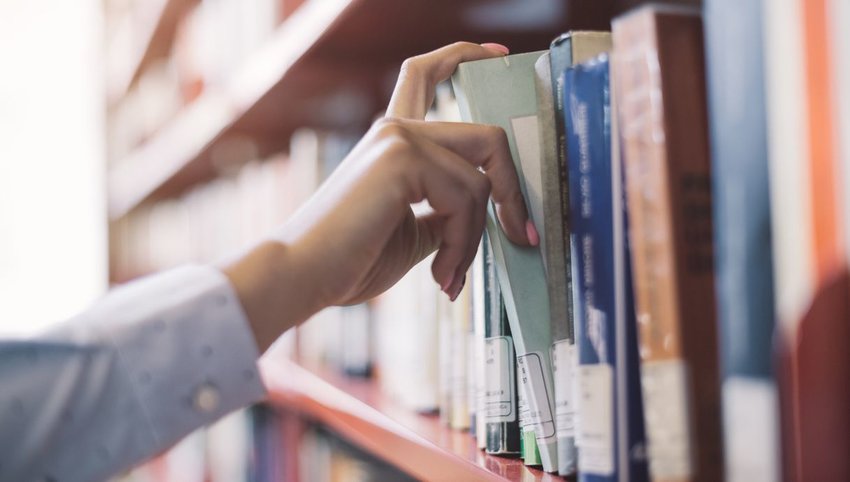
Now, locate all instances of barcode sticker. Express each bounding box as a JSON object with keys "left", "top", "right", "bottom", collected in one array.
[
  {"left": 641, "top": 360, "right": 693, "bottom": 479},
  {"left": 552, "top": 340, "right": 577, "bottom": 437},
  {"left": 484, "top": 336, "right": 516, "bottom": 422},
  {"left": 577, "top": 363, "right": 614, "bottom": 475}
]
